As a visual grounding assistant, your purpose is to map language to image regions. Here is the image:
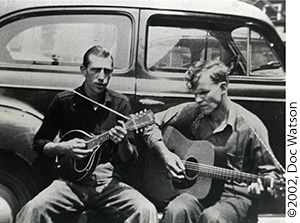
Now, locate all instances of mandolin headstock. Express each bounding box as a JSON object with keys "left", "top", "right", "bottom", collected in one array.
[{"left": 125, "top": 110, "right": 155, "bottom": 132}]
